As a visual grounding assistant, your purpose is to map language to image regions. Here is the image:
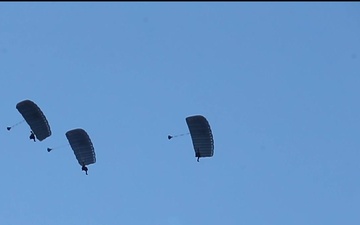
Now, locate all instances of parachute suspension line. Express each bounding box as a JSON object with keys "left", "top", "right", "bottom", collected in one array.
[
  {"left": 167, "top": 132, "right": 190, "bottom": 140},
  {"left": 47, "top": 143, "right": 70, "bottom": 152},
  {"left": 7, "top": 119, "right": 25, "bottom": 131}
]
